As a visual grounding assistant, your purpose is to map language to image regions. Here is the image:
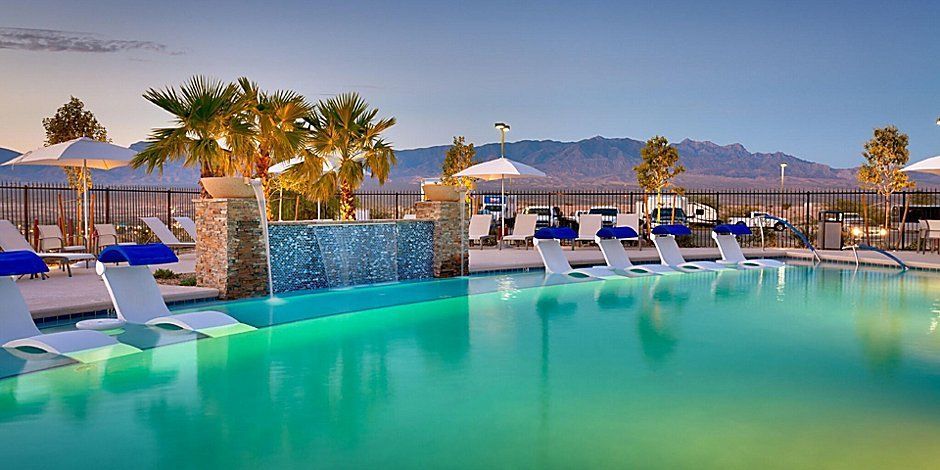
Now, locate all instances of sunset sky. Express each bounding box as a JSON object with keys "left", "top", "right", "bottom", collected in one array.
[{"left": 1, "top": 0, "right": 939, "bottom": 167}]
